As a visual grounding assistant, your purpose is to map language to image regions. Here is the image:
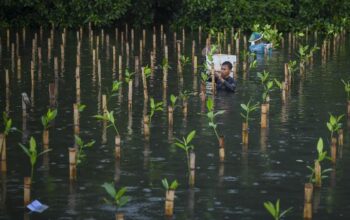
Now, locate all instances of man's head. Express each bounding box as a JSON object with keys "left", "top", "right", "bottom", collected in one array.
[{"left": 221, "top": 61, "right": 233, "bottom": 78}]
